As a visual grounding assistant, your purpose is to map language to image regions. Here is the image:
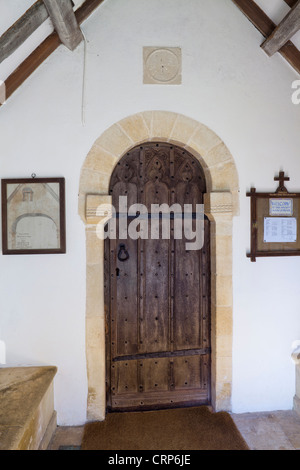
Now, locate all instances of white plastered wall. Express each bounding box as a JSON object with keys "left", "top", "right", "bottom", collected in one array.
[{"left": 0, "top": 0, "right": 300, "bottom": 424}]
